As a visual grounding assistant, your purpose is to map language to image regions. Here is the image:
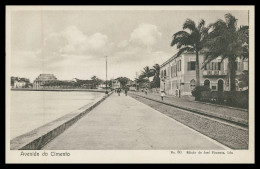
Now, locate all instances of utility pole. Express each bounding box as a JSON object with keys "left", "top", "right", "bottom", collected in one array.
[{"left": 105, "top": 56, "right": 108, "bottom": 94}]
